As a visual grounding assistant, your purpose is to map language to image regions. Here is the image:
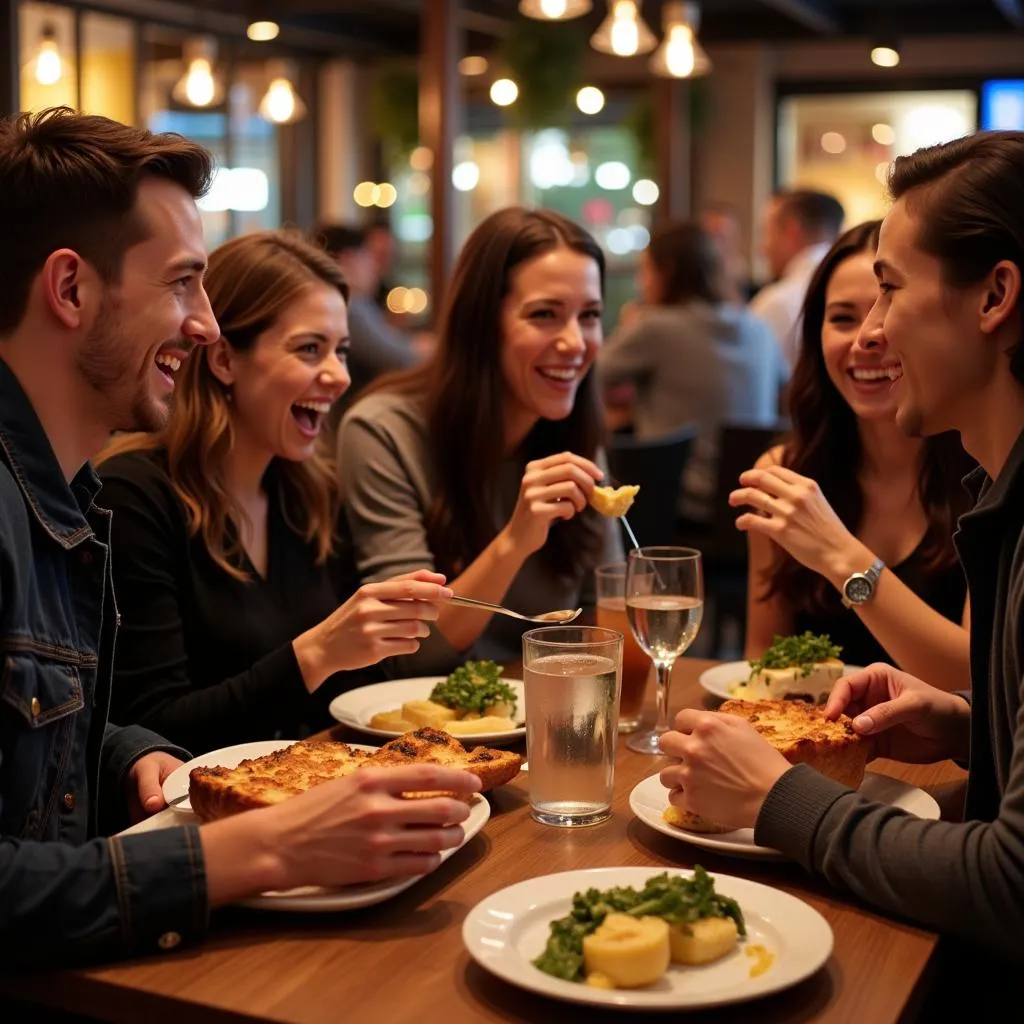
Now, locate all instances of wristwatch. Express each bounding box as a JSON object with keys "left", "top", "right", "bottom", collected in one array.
[{"left": 841, "top": 558, "right": 885, "bottom": 608}]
